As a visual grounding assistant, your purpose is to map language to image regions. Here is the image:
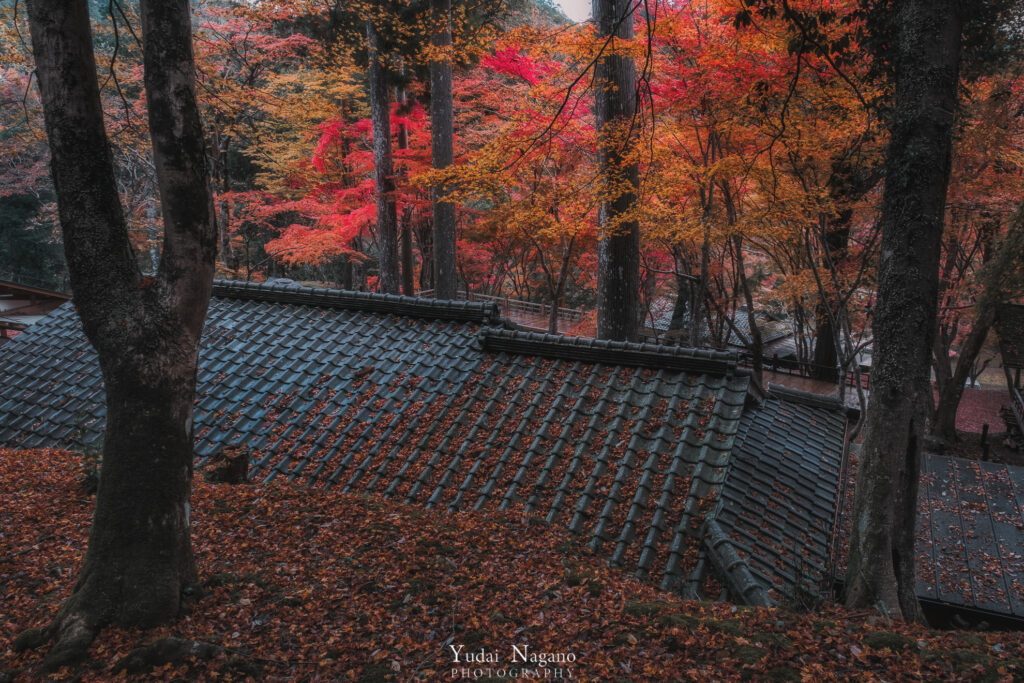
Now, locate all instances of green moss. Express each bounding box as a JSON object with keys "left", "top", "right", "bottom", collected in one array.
[
  {"left": 623, "top": 600, "right": 670, "bottom": 617},
  {"left": 958, "top": 633, "right": 987, "bottom": 648},
  {"left": 656, "top": 613, "right": 702, "bottom": 629},
  {"left": 358, "top": 662, "right": 393, "bottom": 682},
  {"left": 751, "top": 632, "right": 791, "bottom": 648},
  {"left": 705, "top": 619, "right": 743, "bottom": 636},
  {"left": 949, "top": 649, "right": 991, "bottom": 671},
  {"left": 765, "top": 665, "right": 801, "bottom": 681},
  {"left": 734, "top": 645, "right": 767, "bottom": 664},
  {"left": 863, "top": 631, "right": 915, "bottom": 653}
]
